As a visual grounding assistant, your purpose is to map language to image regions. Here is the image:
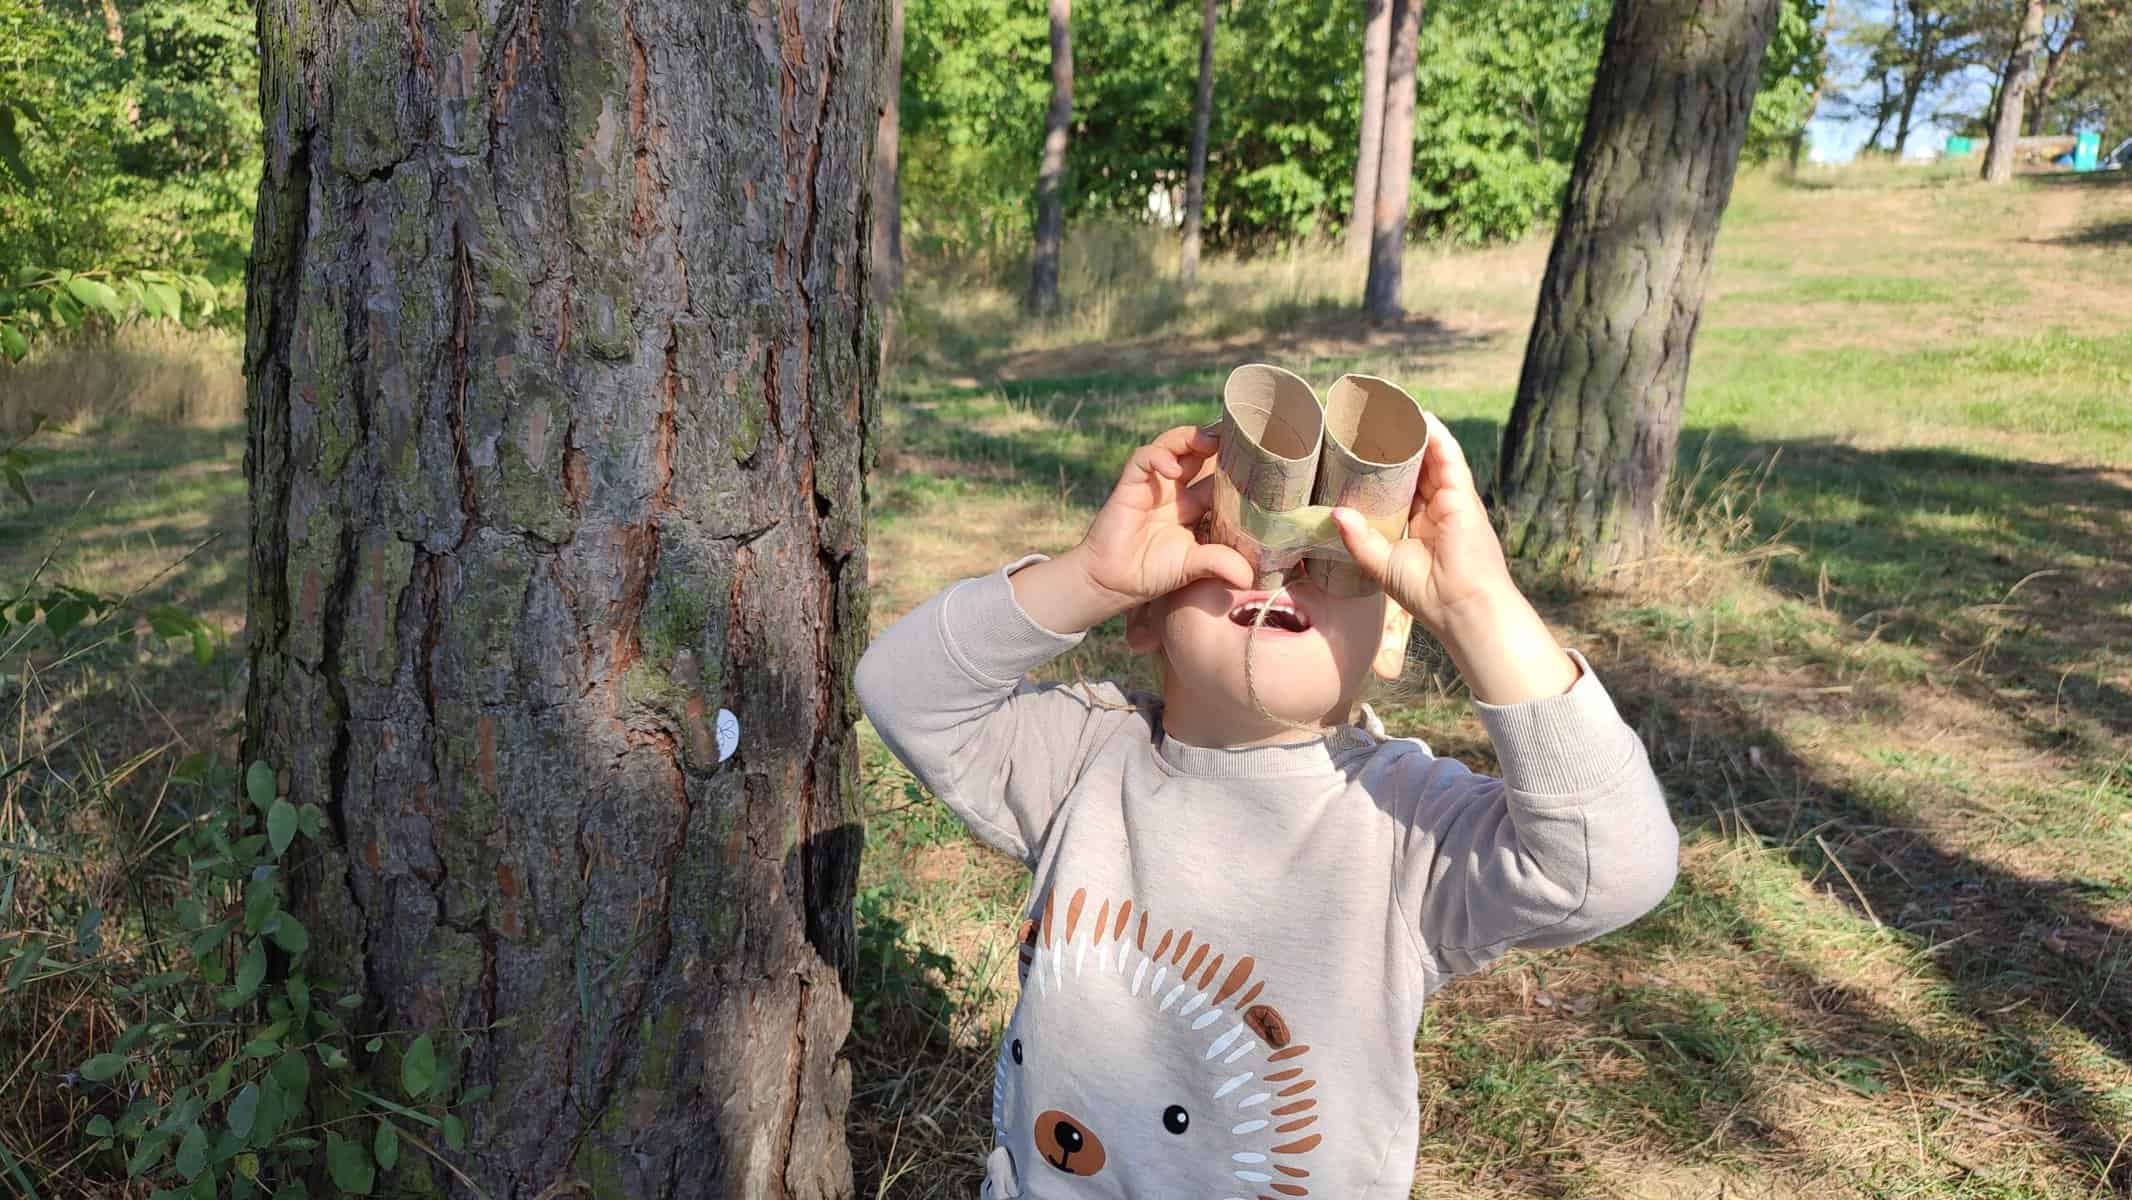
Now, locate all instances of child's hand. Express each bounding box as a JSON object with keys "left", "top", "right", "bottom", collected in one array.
[
  {"left": 1329, "top": 414, "right": 1578, "bottom": 704},
  {"left": 1012, "top": 427, "right": 1253, "bottom": 636},
  {"left": 1327, "top": 414, "right": 1515, "bottom": 635}
]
